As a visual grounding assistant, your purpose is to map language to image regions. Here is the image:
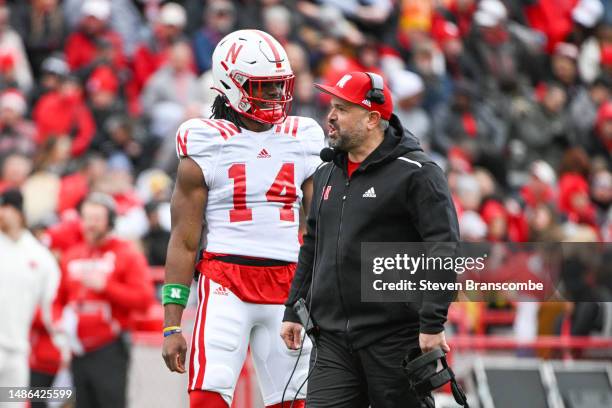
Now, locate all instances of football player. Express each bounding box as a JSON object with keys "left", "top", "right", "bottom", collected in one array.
[{"left": 161, "top": 29, "right": 324, "bottom": 408}]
